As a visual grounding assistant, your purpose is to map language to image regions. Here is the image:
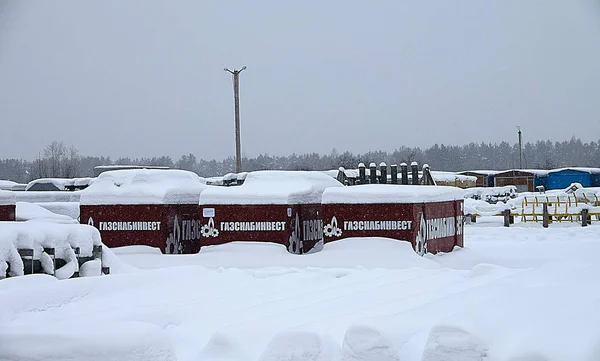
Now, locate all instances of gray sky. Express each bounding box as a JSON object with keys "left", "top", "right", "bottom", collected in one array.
[{"left": 1, "top": 1, "right": 600, "bottom": 161}]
